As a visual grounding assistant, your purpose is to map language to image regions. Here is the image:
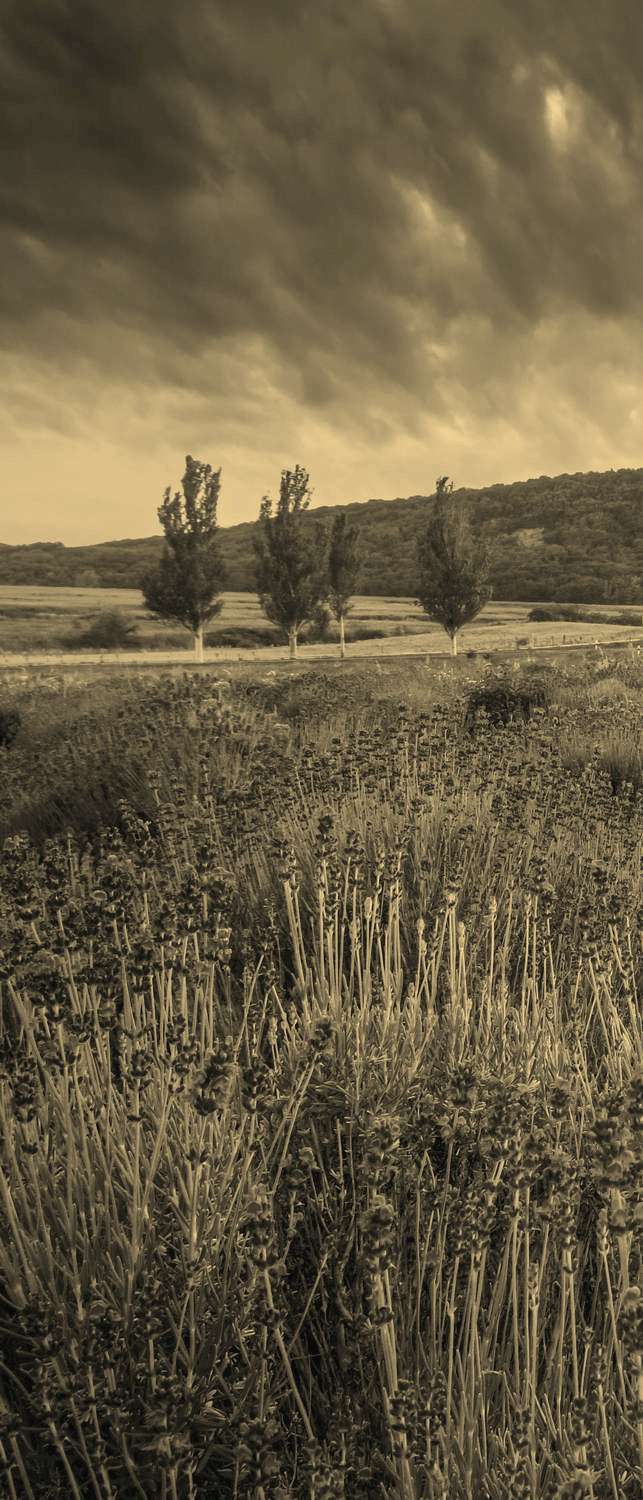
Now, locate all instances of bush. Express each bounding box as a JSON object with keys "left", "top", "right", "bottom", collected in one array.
[
  {"left": 301, "top": 602, "right": 334, "bottom": 643},
  {"left": 0, "top": 707, "right": 21, "bottom": 747},
  {"left": 205, "top": 625, "right": 280, "bottom": 649},
  {"left": 528, "top": 605, "right": 643, "bottom": 626},
  {"left": 608, "top": 610, "right": 643, "bottom": 625},
  {"left": 346, "top": 623, "right": 387, "bottom": 641},
  {"left": 464, "top": 676, "right": 550, "bottom": 730},
  {"left": 528, "top": 605, "right": 584, "bottom": 622},
  {"left": 64, "top": 609, "right": 140, "bottom": 650},
  {"left": 239, "top": 667, "right": 386, "bottom": 725}
]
